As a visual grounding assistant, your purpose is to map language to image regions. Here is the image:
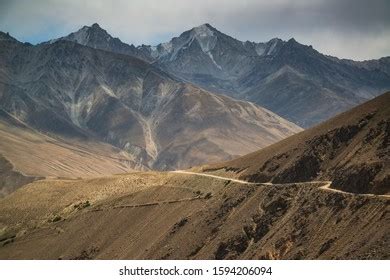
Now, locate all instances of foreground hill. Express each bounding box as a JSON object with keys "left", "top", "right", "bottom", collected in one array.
[
  {"left": 0, "top": 171, "right": 388, "bottom": 259},
  {"left": 201, "top": 92, "right": 390, "bottom": 195},
  {"left": 0, "top": 31, "right": 300, "bottom": 172}
]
